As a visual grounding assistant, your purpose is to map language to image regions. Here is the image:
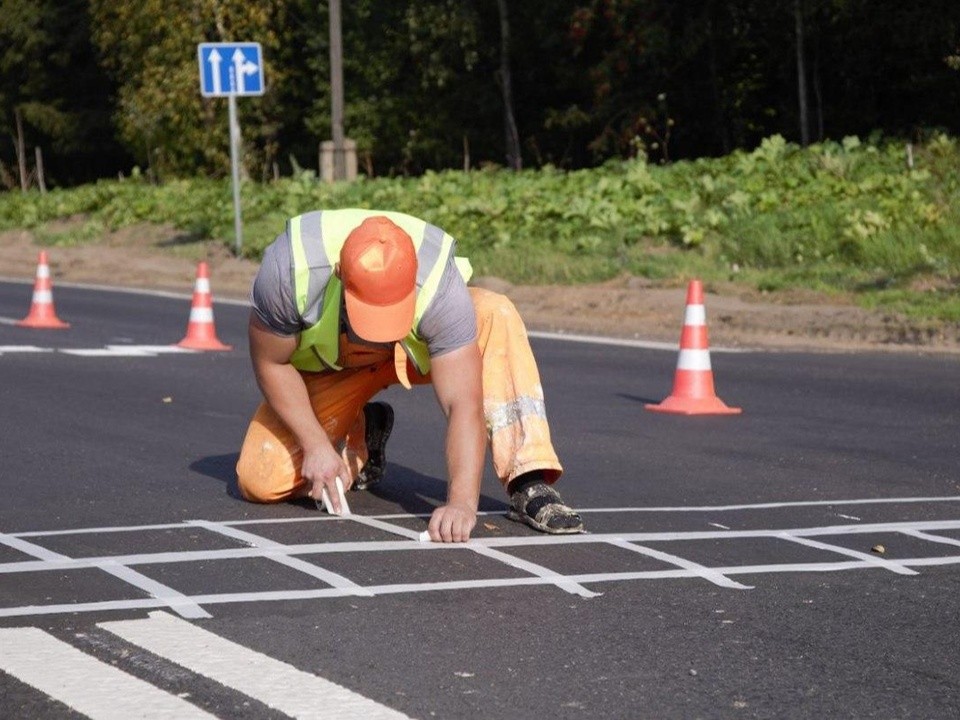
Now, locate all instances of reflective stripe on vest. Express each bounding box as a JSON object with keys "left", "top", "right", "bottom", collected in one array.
[{"left": 287, "top": 209, "right": 472, "bottom": 374}]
